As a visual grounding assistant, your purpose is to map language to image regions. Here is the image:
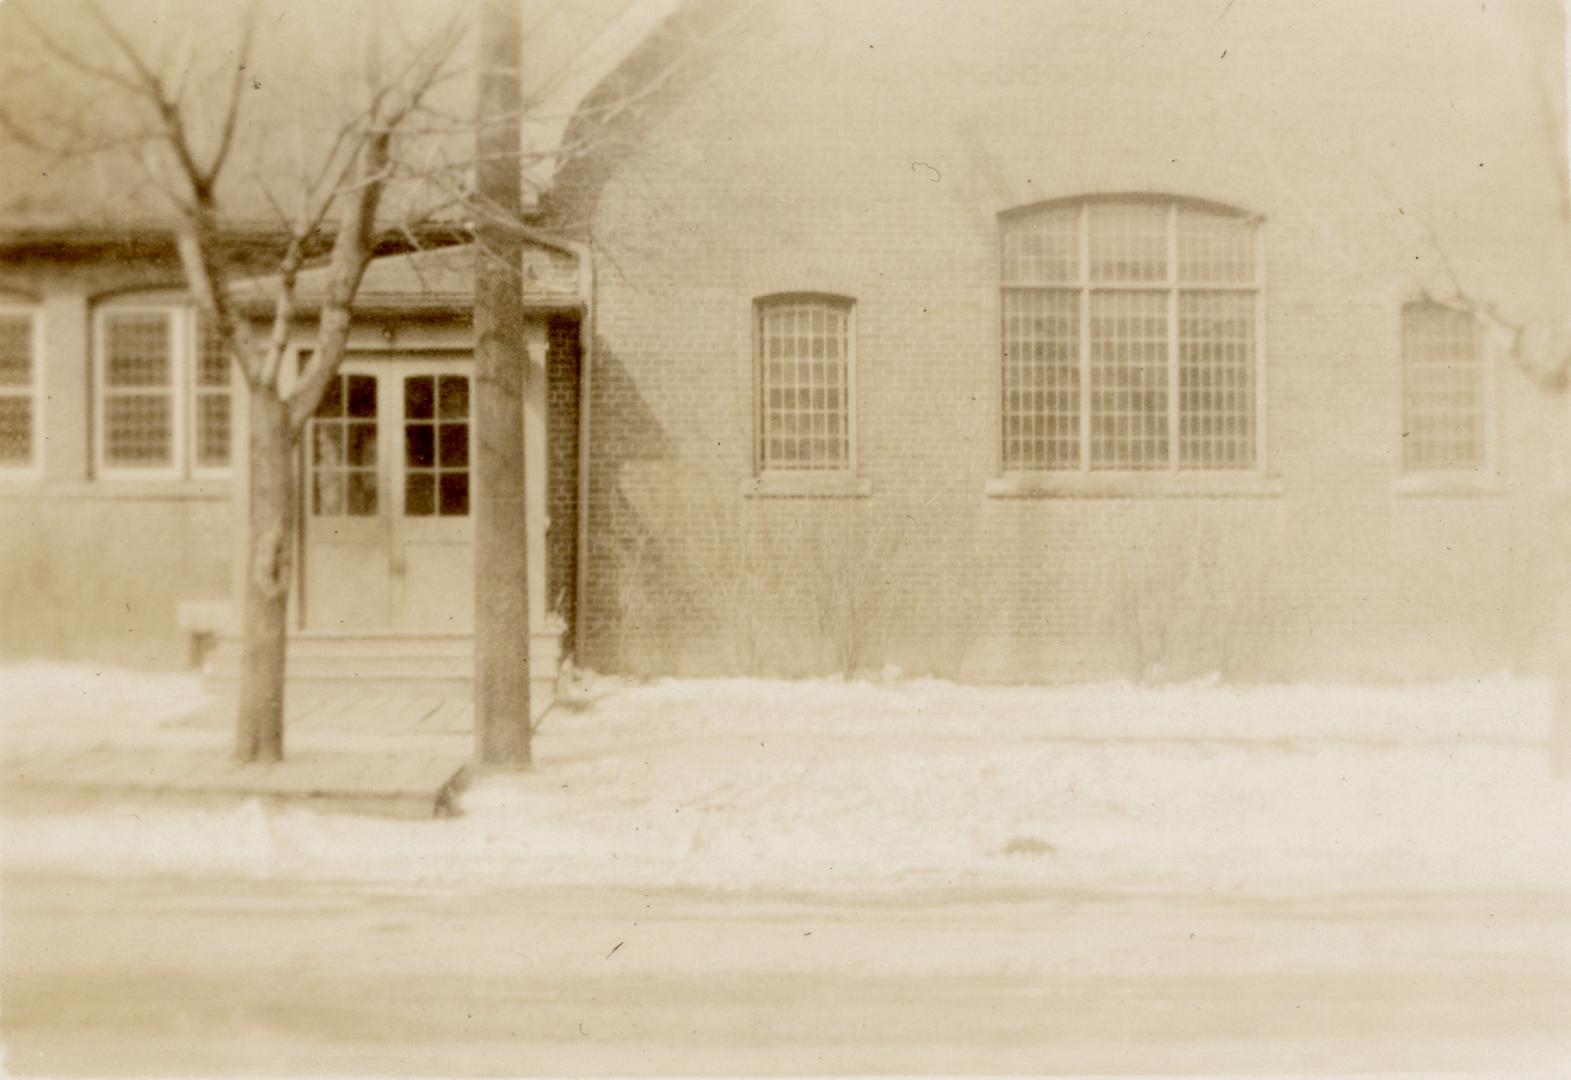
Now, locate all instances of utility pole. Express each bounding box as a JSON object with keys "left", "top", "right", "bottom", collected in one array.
[{"left": 473, "top": 0, "right": 532, "bottom": 767}]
